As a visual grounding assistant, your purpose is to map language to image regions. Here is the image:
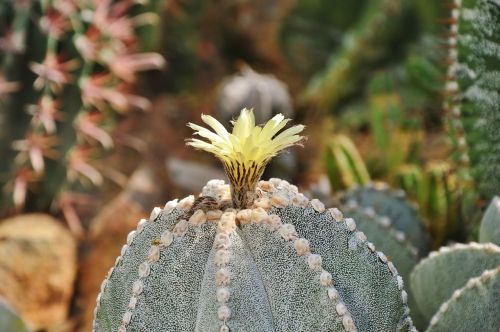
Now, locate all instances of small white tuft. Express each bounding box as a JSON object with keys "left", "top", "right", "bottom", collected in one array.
[
  {"left": 214, "top": 233, "right": 231, "bottom": 249},
  {"left": 217, "top": 305, "right": 231, "bottom": 321},
  {"left": 216, "top": 287, "right": 230, "bottom": 303},
  {"left": 207, "top": 209, "right": 223, "bottom": 221},
  {"left": 122, "top": 310, "right": 132, "bottom": 325},
  {"left": 120, "top": 245, "right": 128, "bottom": 256},
  {"left": 147, "top": 245, "right": 160, "bottom": 262},
  {"left": 377, "top": 251, "right": 388, "bottom": 263},
  {"left": 327, "top": 287, "right": 339, "bottom": 300},
  {"left": 397, "top": 276, "right": 404, "bottom": 290},
  {"left": 258, "top": 180, "right": 273, "bottom": 192},
  {"left": 138, "top": 262, "right": 151, "bottom": 278},
  {"left": 342, "top": 314, "right": 356, "bottom": 332},
  {"left": 294, "top": 238, "right": 311, "bottom": 256},
  {"left": 401, "top": 290, "right": 408, "bottom": 304},
  {"left": 329, "top": 208, "right": 343, "bottom": 221},
  {"left": 265, "top": 214, "right": 283, "bottom": 231},
  {"left": 215, "top": 249, "right": 231, "bottom": 267},
  {"left": 278, "top": 224, "right": 298, "bottom": 241},
  {"left": 254, "top": 197, "right": 272, "bottom": 209},
  {"left": 126, "top": 230, "right": 136, "bottom": 246},
  {"left": 216, "top": 268, "right": 231, "bottom": 286},
  {"left": 320, "top": 270, "right": 333, "bottom": 286},
  {"left": 160, "top": 230, "right": 174, "bottom": 247},
  {"left": 366, "top": 242, "right": 376, "bottom": 252},
  {"left": 355, "top": 231, "right": 367, "bottom": 242},
  {"left": 173, "top": 219, "right": 189, "bottom": 238},
  {"left": 271, "top": 193, "right": 289, "bottom": 208},
  {"left": 132, "top": 280, "right": 143, "bottom": 296},
  {"left": 335, "top": 302, "right": 347, "bottom": 315},
  {"left": 163, "top": 199, "right": 178, "bottom": 213},
  {"left": 387, "top": 262, "right": 398, "bottom": 276},
  {"left": 307, "top": 254, "right": 323, "bottom": 270},
  {"left": 236, "top": 209, "right": 252, "bottom": 225},
  {"left": 311, "top": 199, "right": 326, "bottom": 213},
  {"left": 137, "top": 218, "right": 147, "bottom": 233},
  {"left": 127, "top": 296, "right": 137, "bottom": 310},
  {"left": 149, "top": 207, "right": 162, "bottom": 222},
  {"left": 251, "top": 208, "right": 269, "bottom": 224},
  {"left": 178, "top": 195, "right": 195, "bottom": 210},
  {"left": 189, "top": 209, "right": 207, "bottom": 226},
  {"left": 345, "top": 218, "right": 356, "bottom": 231},
  {"left": 219, "top": 212, "right": 237, "bottom": 233},
  {"left": 292, "top": 193, "right": 309, "bottom": 207}
]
